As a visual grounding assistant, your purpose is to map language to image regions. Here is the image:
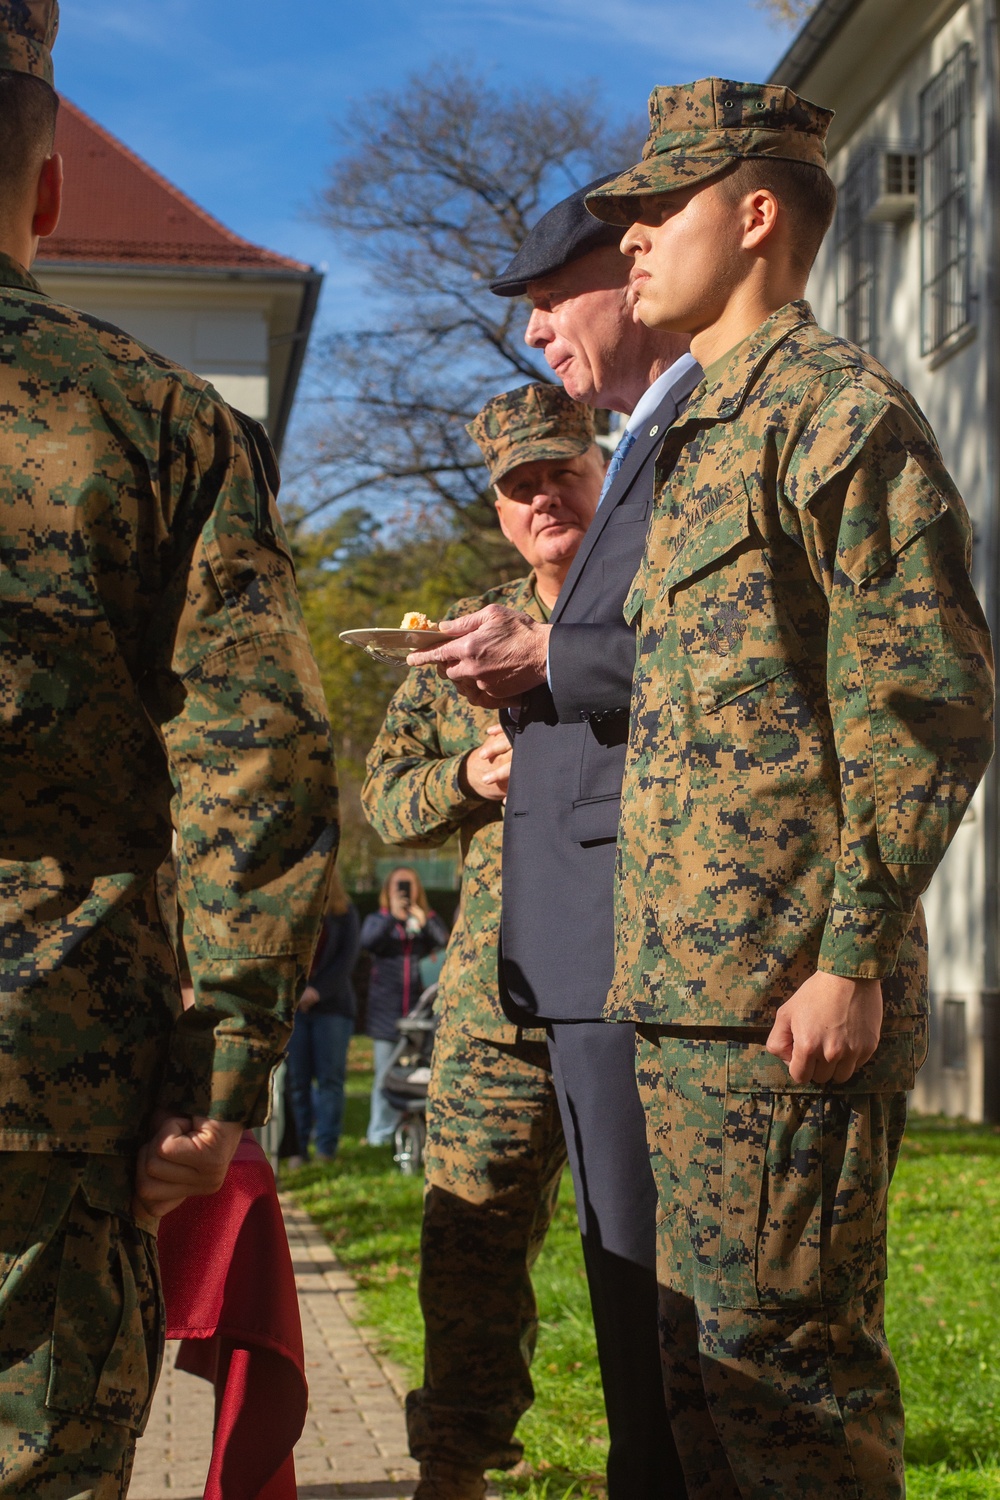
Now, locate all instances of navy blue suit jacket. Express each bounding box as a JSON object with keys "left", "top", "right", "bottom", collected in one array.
[{"left": 499, "top": 360, "right": 701, "bottom": 1022}]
